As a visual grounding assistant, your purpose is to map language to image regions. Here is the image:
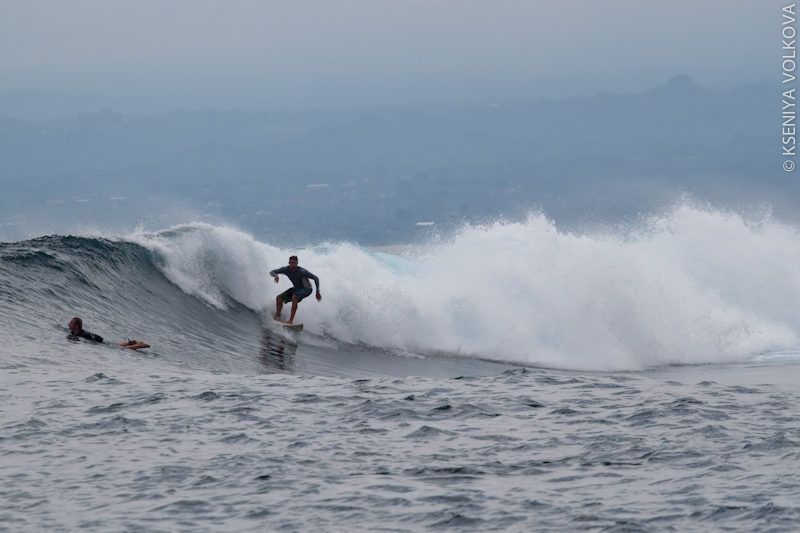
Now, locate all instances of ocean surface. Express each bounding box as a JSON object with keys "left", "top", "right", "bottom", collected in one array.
[{"left": 3, "top": 205, "right": 800, "bottom": 532}]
